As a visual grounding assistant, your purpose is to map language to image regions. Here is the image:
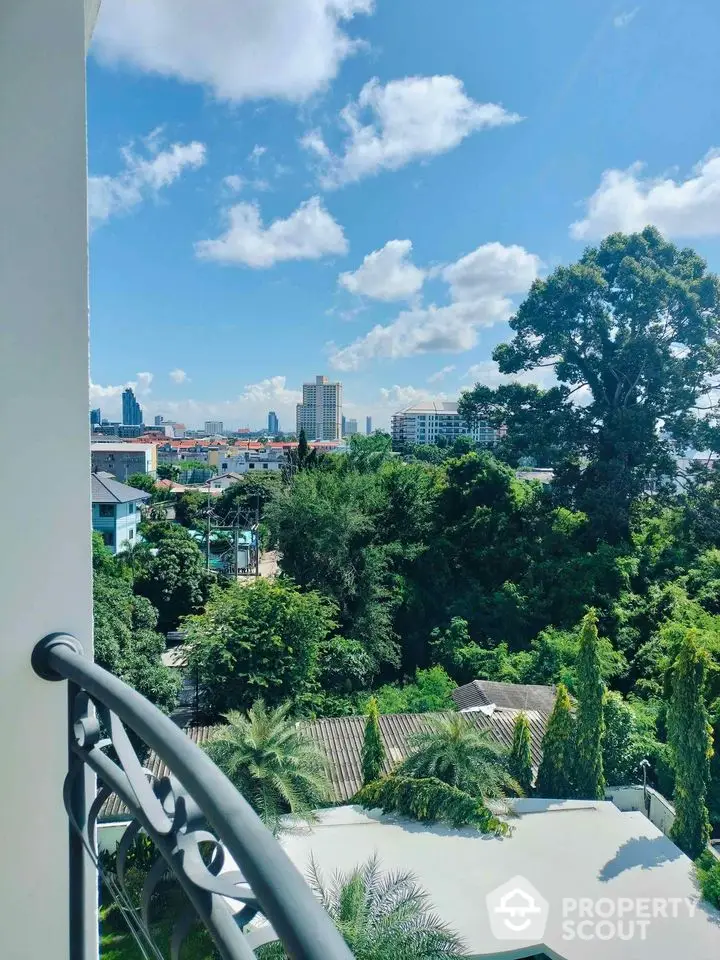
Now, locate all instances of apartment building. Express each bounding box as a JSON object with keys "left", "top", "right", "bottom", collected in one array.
[
  {"left": 296, "top": 374, "right": 342, "bottom": 441},
  {"left": 391, "top": 401, "right": 497, "bottom": 449}
]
